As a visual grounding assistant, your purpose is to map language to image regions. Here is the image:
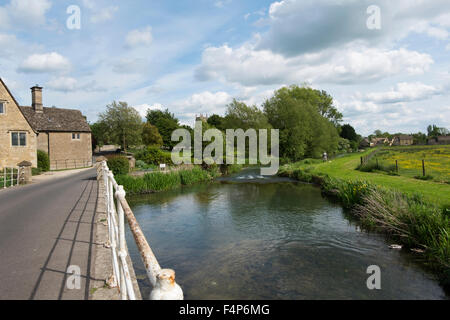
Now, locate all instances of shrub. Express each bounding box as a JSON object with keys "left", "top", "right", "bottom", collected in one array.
[
  {"left": 37, "top": 150, "right": 50, "bottom": 172},
  {"left": 136, "top": 160, "right": 147, "bottom": 169},
  {"left": 179, "top": 167, "right": 211, "bottom": 185},
  {"left": 32, "top": 167, "right": 42, "bottom": 176},
  {"left": 414, "top": 175, "right": 434, "bottom": 181},
  {"left": 107, "top": 156, "right": 130, "bottom": 175},
  {"left": 135, "top": 146, "right": 173, "bottom": 166},
  {"left": 357, "top": 160, "right": 396, "bottom": 174},
  {"left": 328, "top": 180, "right": 373, "bottom": 209}
]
